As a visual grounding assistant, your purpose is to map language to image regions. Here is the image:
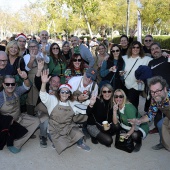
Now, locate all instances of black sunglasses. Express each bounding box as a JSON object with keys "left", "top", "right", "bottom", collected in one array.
[
  {"left": 73, "top": 59, "right": 82, "bottom": 62},
  {"left": 112, "top": 50, "right": 120, "bottom": 53},
  {"left": 132, "top": 46, "right": 140, "bottom": 49},
  {"left": 114, "top": 95, "right": 124, "bottom": 98},
  {"left": 102, "top": 90, "right": 111, "bottom": 94},
  {"left": 60, "top": 90, "right": 70, "bottom": 94},
  {"left": 145, "top": 40, "right": 152, "bottom": 42},
  {"left": 52, "top": 47, "right": 59, "bottom": 50},
  {"left": 4, "top": 83, "right": 16, "bottom": 87}
]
